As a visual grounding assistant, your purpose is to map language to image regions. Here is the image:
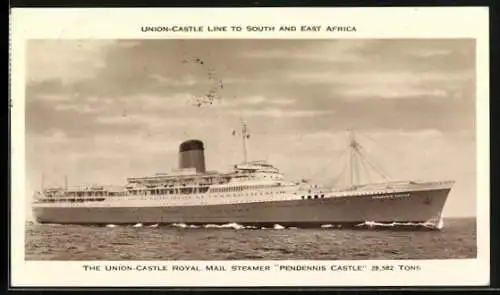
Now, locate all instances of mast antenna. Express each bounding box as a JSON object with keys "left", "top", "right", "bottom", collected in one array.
[{"left": 241, "top": 119, "right": 250, "bottom": 163}]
